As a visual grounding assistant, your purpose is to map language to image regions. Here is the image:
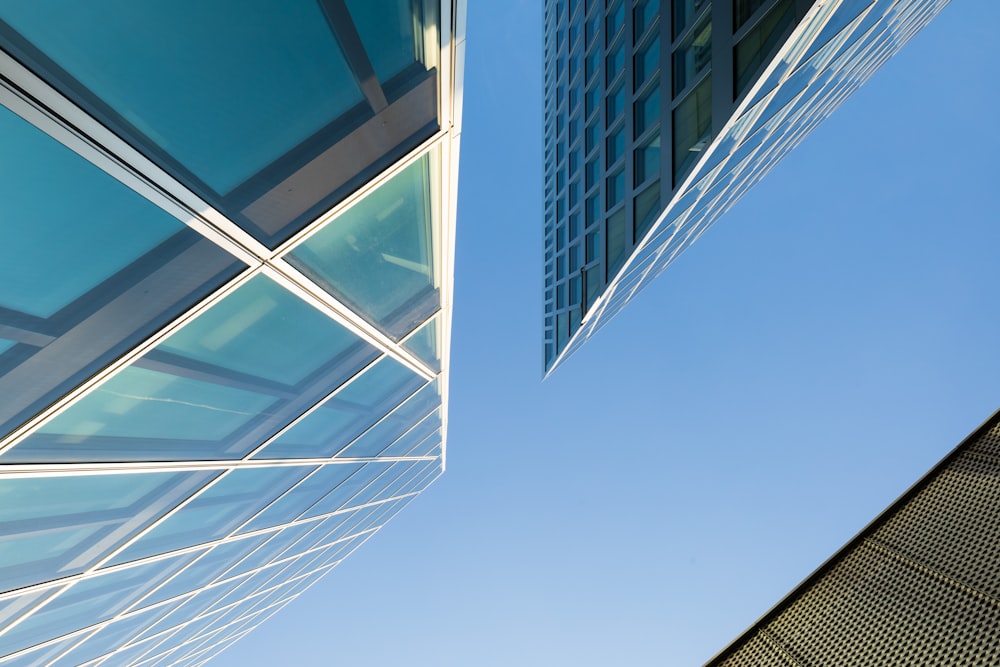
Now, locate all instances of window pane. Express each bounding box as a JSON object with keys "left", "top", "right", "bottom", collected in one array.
[
  {"left": 253, "top": 356, "right": 425, "bottom": 460},
  {"left": 239, "top": 464, "right": 363, "bottom": 534},
  {"left": 0, "top": 105, "right": 240, "bottom": 440},
  {"left": 0, "top": 554, "right": 196, "bottom": 658},
  {"left": 110, "top": 466, "right": 316, "bottom": 565},
  {"left": 401, "top": 315, "right": 442, "bottom": 373},
  {"left": 345, "top": 0, "right": 426, "bottom": 84},
  {"left": 0, "top": 0, "right": 440, "bottom": 248},
  {"left": 634, "top": 35, "right": 660, "bottom": 89},
  {"left": 673, "top": 17, "right": 712, "bottom": 95},
  {"left": 735, "top": 0, "right": 796, "bottom": 96},
  {"left": 0, "top": 1, "right": 361, "bottom": 195},
  {"left": 634, "top": 84, "right": 660, "bottom": 138},
  {"left": 606, "top": 209, "right": 628, "bottom": 279},
  {"left": 288, "top": 150, "right": 440, "bottom": 340},
  {"left": 634, "top": 179, "right": 662, "bottom": 240},
  {"left": 635, "top": 132, "right": 661, "bottom": 185},
  {"left": 3, "top": 276, "right": 377, "bottom": 463},
  {"left": 673, "top": 75, "right": 713, "bottom": 184},
  {"left": 674, "top": 0, "right": 711, "bottom": 38},
  {"left": 336, "top": 380, "right": 441, "bottom": 458},
  {"left": 0, "top": 471, "right": 215, "bottom": 594}
]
